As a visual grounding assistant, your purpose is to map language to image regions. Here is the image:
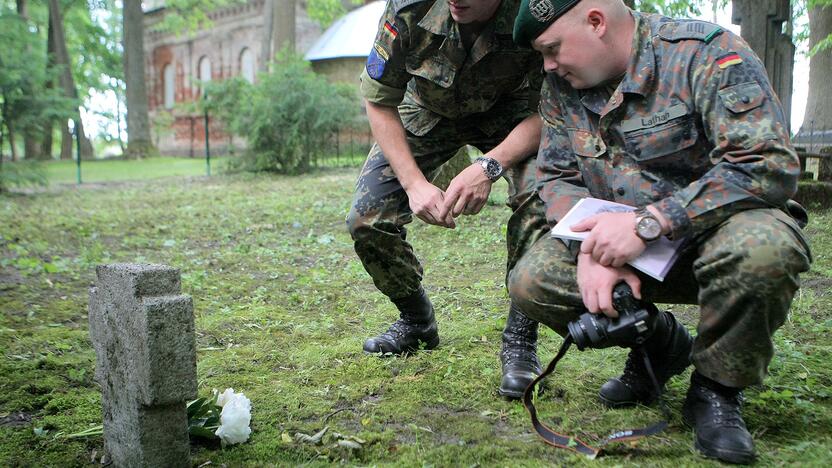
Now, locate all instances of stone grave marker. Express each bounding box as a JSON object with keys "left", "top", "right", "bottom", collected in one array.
[{"left": 89, "top": 264, "right": 197, "bottom": 467}]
